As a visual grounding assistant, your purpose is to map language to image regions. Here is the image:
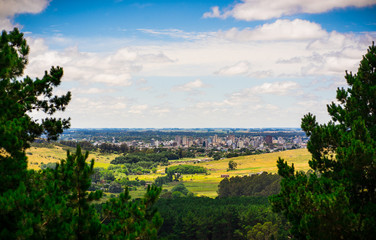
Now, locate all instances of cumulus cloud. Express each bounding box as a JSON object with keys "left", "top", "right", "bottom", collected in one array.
[
  {"left": 152, "top": 107, "right": 171, "bottom": 114},
  {"left": 136, "top": 19, "right": 372, "bottom": 79},
  {"left": 202, "top": 6, "right": 227, "bottom": 19},
  {"left": 128, "top": 104, "right": 148, "bottom": 114},
  {"left": 16, "top": 10, "right": 374, "bottom": 127},
  {"left": 0, "top": 0, "right": 50, "bottom": 30},
  {"left": 172, "top": 79, "right": 206, "bottom": 92},
  {"left": 219, "top": 19, "right": 327, "bottom": 41},
  {"left": 216, "top": 61, "right": 251, "bottom": 75},
  {"left": 250, "top": 81, "right": 300, "bottom": 95},
  {"left": 70, "top": 87, "right": 116, "bottom": 95},
  {"left": 204, "top": 0, "right": 376, "bottom": 21},
  {"left": 194, "top": 81, "right": 299, "bottom": 111},
  {"left": 24, "top": 38, "right": 175, "bottom": 87}
]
